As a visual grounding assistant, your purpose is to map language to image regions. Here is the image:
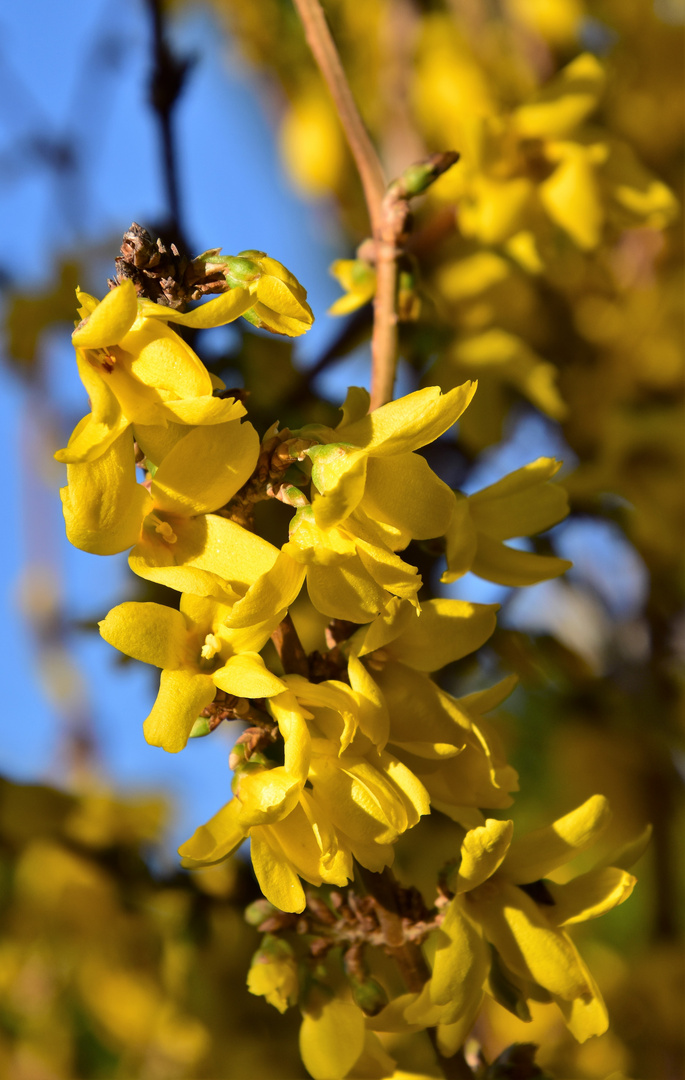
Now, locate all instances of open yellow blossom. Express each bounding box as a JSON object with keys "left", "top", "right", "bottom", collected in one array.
[
  {"left": 180, "top": 784, "right": 354, "bottom": 913},
  {"left": 443, "top": 457, "right": 573, "bottom": 586},
  {"left": 56, "top": 280, "right": 254, "bottom": 465},
  {"left": 327, "top": 258, "right": 376, "bottom": 316},
  {"left": 377, "top": 797, "right": 639, "bottom": 1055},
  {"left": 351, "top": 599, "right": 518, "bottom": 817},
  {"left": 99, "top": 595, "right": 287, "bottom": 753},
  {"left": 301, "top": 383, "right": 475, "bottom": 536}
]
